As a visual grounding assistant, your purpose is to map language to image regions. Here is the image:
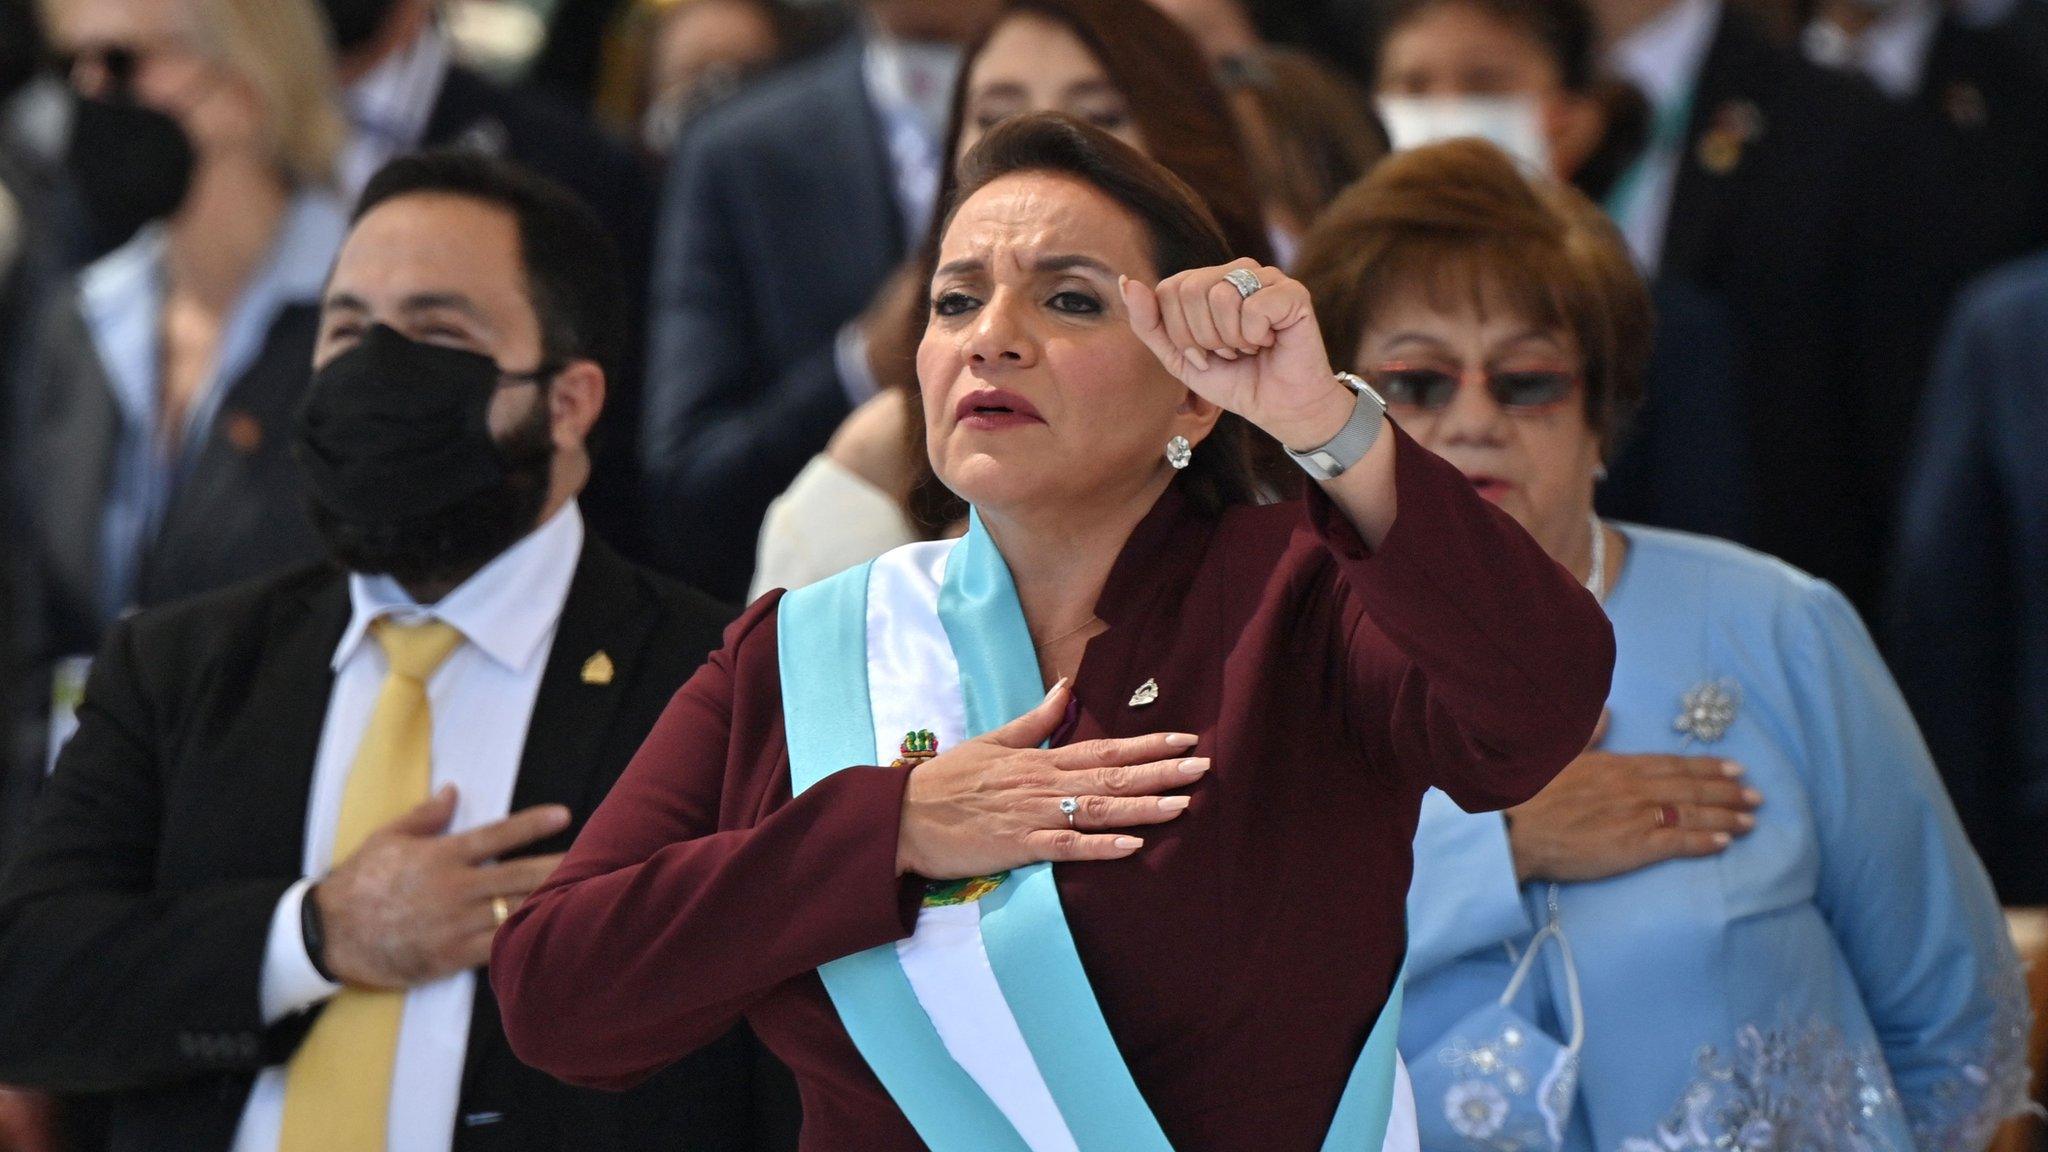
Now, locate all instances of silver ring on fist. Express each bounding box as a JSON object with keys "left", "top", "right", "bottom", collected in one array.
[
  {"left": 1059, "top": 796, "right": 1081, "bottom": 828},
  {"left": 1224, "top": 268, "right": 1264, "bottom": 299},
  {"left": 1655, "top": 803, "right": 1680, "bottom": 830},
  {"left": 492, "top": 895, "right": 512, "bottom": 927}
]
